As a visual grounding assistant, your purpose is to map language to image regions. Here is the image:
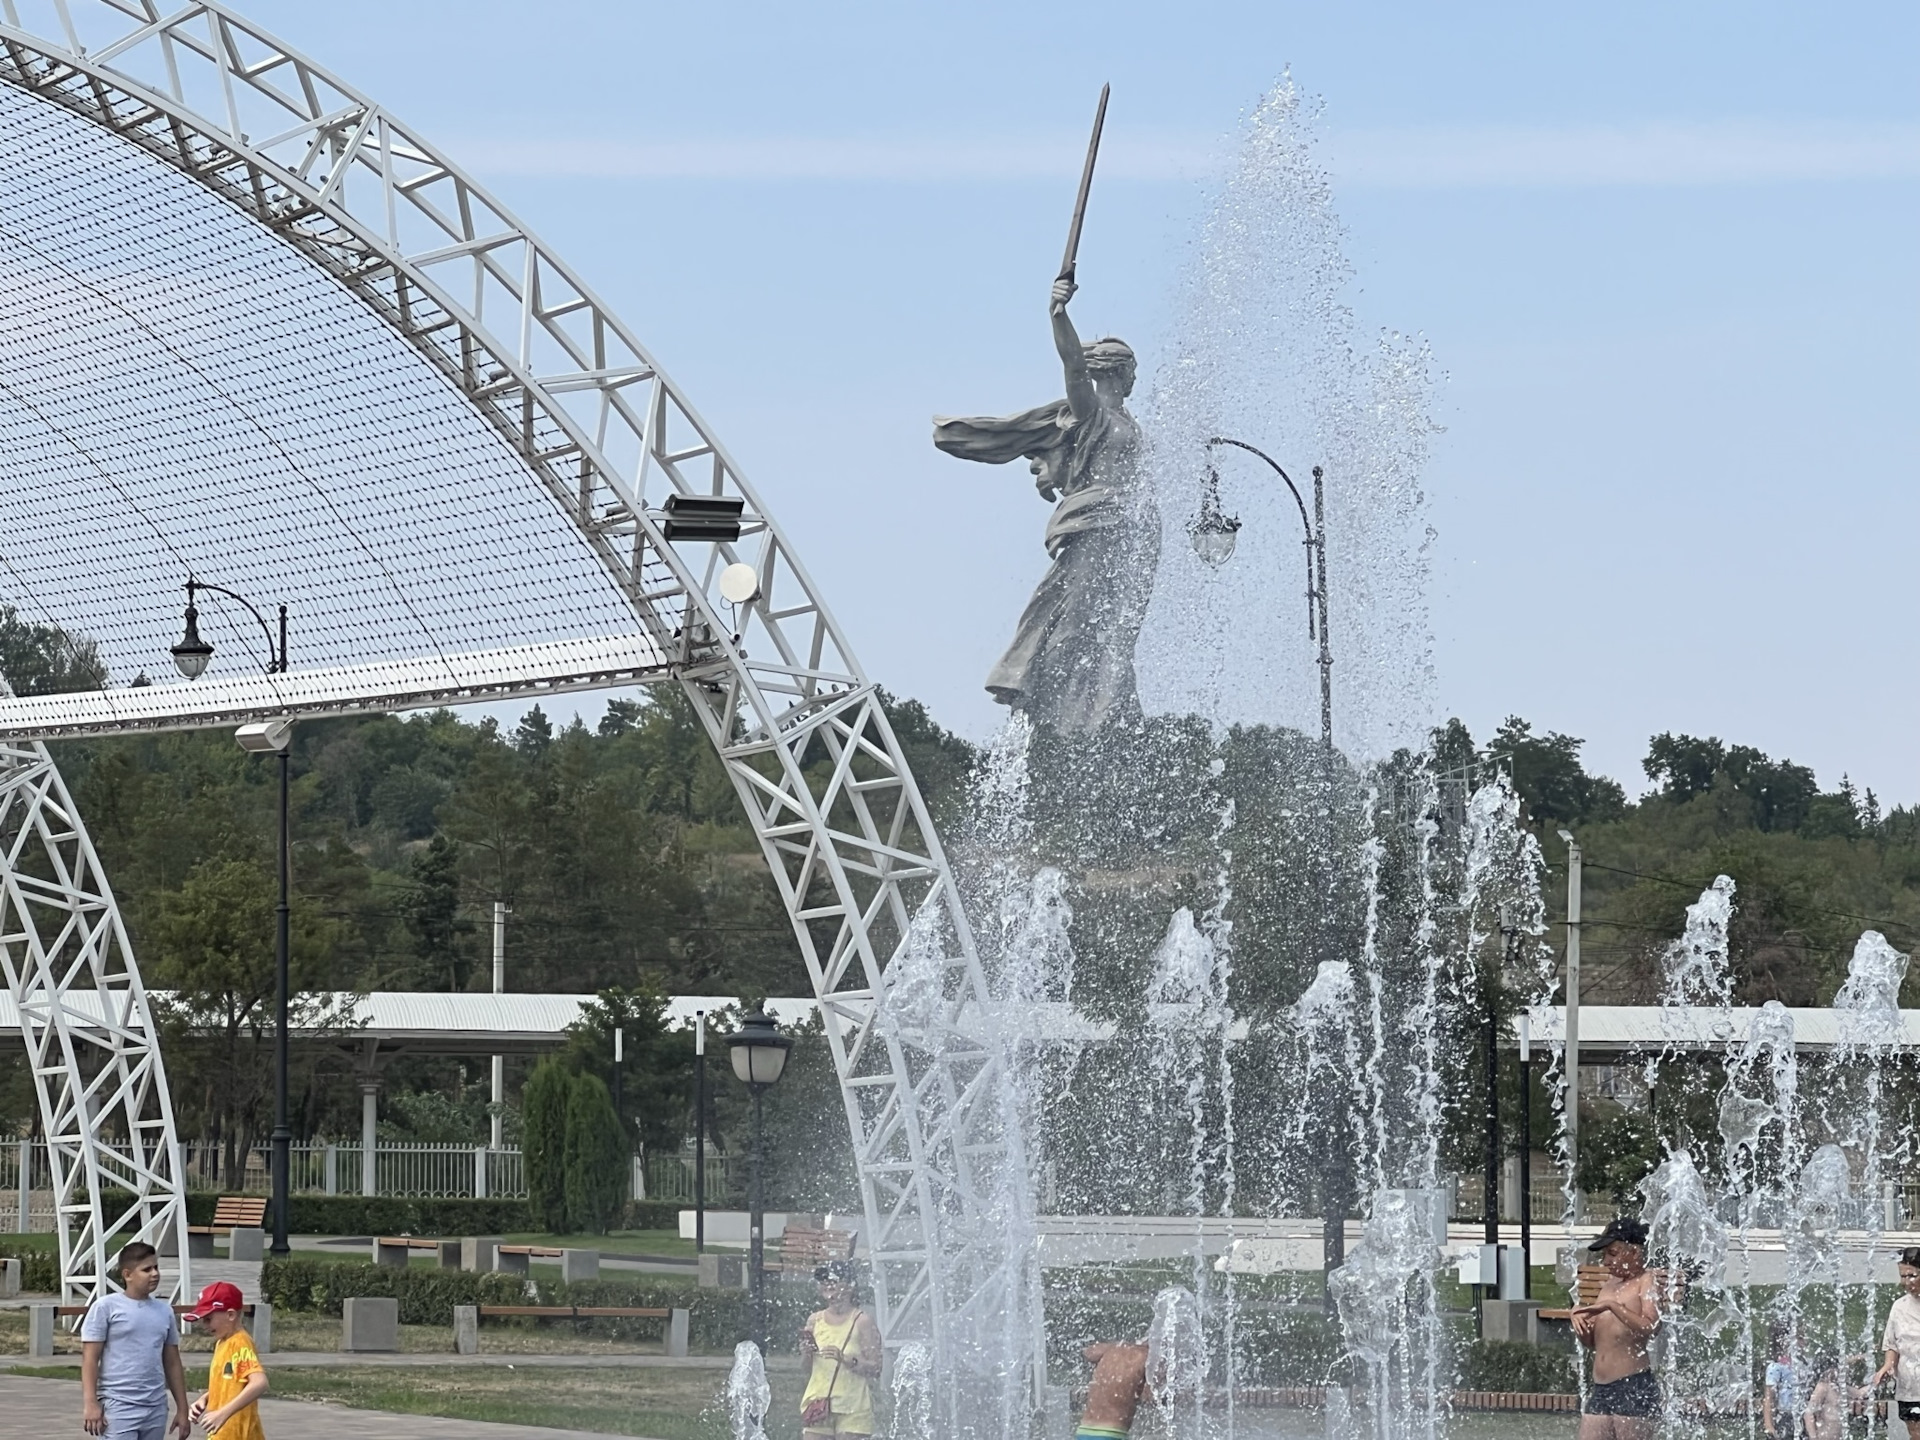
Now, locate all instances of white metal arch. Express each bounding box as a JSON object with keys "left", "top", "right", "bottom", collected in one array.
[
  {"left": 0, "top": 733, "right": 190, "bottom": 1303},
  {"left": 0, "top": 0, "right": 1035, "bottom": 1394}
]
